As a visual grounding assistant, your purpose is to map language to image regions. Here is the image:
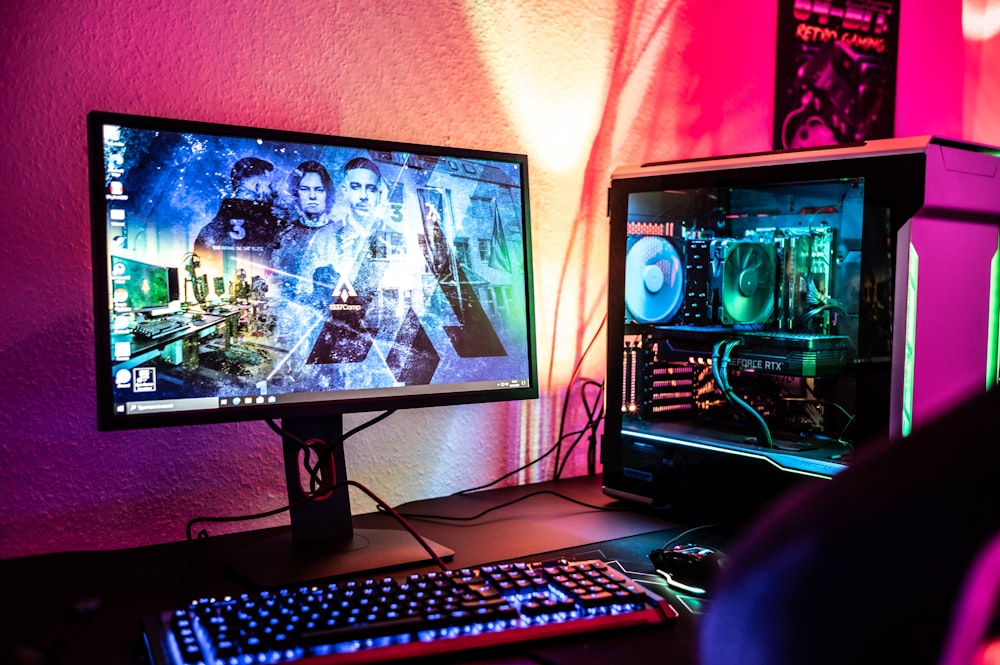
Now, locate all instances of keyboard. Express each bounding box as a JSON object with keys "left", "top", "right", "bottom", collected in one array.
[
  {"left": 133, "top": 317, "right": 190, "bottom": 340},
  {"left": 143, "top": 558, "right": 677, "bottom": 664}
]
